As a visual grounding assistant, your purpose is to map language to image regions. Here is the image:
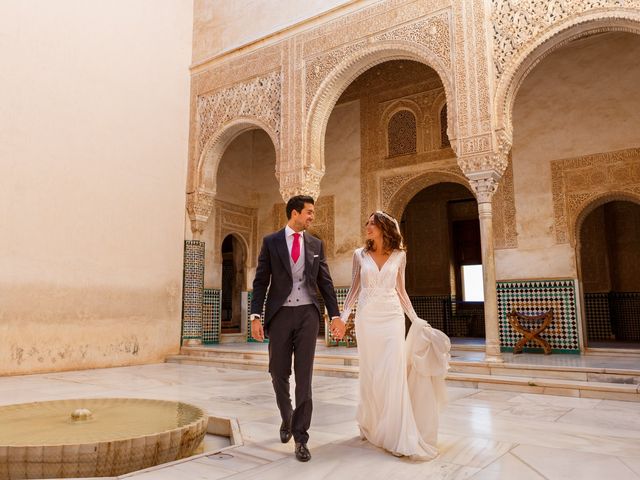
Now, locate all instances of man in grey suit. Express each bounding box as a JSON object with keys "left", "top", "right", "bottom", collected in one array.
[{"left": 250, "top": 195, "right": 345, "bottom": 462}]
